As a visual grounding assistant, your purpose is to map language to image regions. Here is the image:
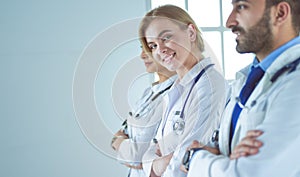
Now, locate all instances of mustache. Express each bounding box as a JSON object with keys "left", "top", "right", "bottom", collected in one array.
[{"left": 231, "top": 26, "right": 245, "bottom": 34}]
